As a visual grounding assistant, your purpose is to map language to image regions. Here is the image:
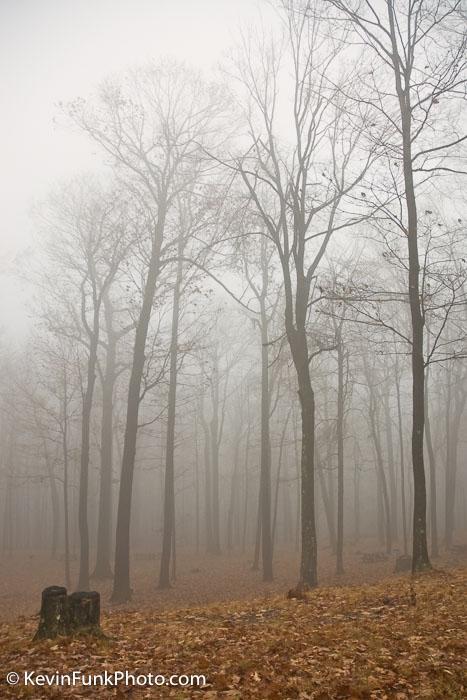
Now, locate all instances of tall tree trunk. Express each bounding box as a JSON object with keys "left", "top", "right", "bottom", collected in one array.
[
  {"left": 424, "top": 364, "right": 438, "bottom": 558},
  {"left": 388, "top": 2, "right": 430, "bottom": 571},
  {"left": 94, "top": 296, "right": 117, "bottom": 579},
  {"left": 42, "top": 439, "right": 60, "bottom": 561},
  {"left": 383, "top": 391, "right": 398, "bottom": 541},
  {"left": 78, "top": 305, "right": 100, "bottom": 591},
  {"left": 336, "top": 339, "right": 345, "bottom": 575},
  {"left": 444, "top": 376, "right": 452, "bottom": 549},
  {"left": 364, "top": 358, "right": 392, "bottom": 554},
  {"left": 288, "top": 326, "right": 317, "bottom": 586},
  {"left": 445, "top": 376, "right": 466, "bottom": 549},
  {"left": 226, "top": 432, "right": 241, "bottom": 551},
  {"left": 283, "top": 476, "right": 293, "bottom": 545},
  {"left": 376, "top": 466, "right": 385, "bottom": 547},
  {"left": 194, "top": 418, "right": 200, "bottom": 554},
  {"left": 272, "top": 409, "right": 291, "bottom": 553},
  {"left": 323, "top": 382, "right": 336, "bottom": 555},
  {"left": 33, "top": 408, "right": 59, "bottom": 561},
  {"left": 353, "top": 444, "right": 360, "bottom": 543},
  {"left": 241, "top": 419, "right": 251, "bottom": 553},
  {"left": 395, "top": 365, "right": 408, "bottom": 556},
  {"left": 159, "top": 244, "right": 183, "bottom": 589},
  {"left": 62, "top": 370, "right": 71, "bottom": 590},
  {"left": 2, "top": 433, "right": 14, "bottom": 556},
  {"left": 297, "top": 360, "right": 317, "bottom": 586},
  {"left": 317, "top": 457, "right": 337, "bottom": 552},
  {"left": 112, "top": 214, "right": 165, "bottom": 603},
  {"left": 200, "top": 400, "right": 214, "bottom": 554},
  {"left": 259, "top": 298, "right": 273, "bottom": 581},
  {"left": 252, "top": 489, "right": 261, "bottom": 570},
  {"left": 209, "top": 351, "right": 221, "bottom": 555},
  {"left": 292, "top": 405, "right": 301, "bottom": 553},
  {"left": 280, "top": 240, "right": 317, "bottom": 584}
]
